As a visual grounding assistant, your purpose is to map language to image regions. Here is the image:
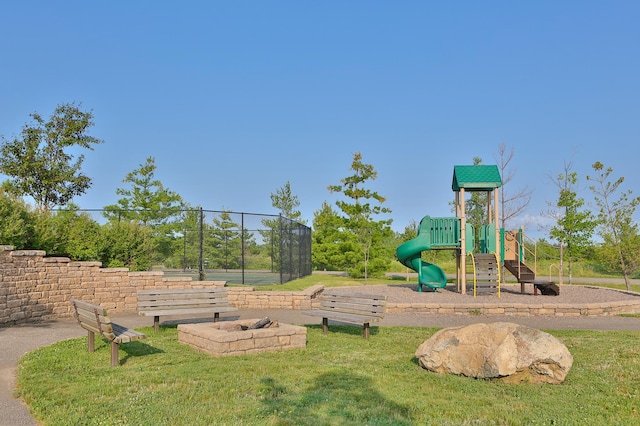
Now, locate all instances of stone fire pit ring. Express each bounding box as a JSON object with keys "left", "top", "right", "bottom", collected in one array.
[{"left": 178, "top": 319, "right": 307, "bottom": 357}]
